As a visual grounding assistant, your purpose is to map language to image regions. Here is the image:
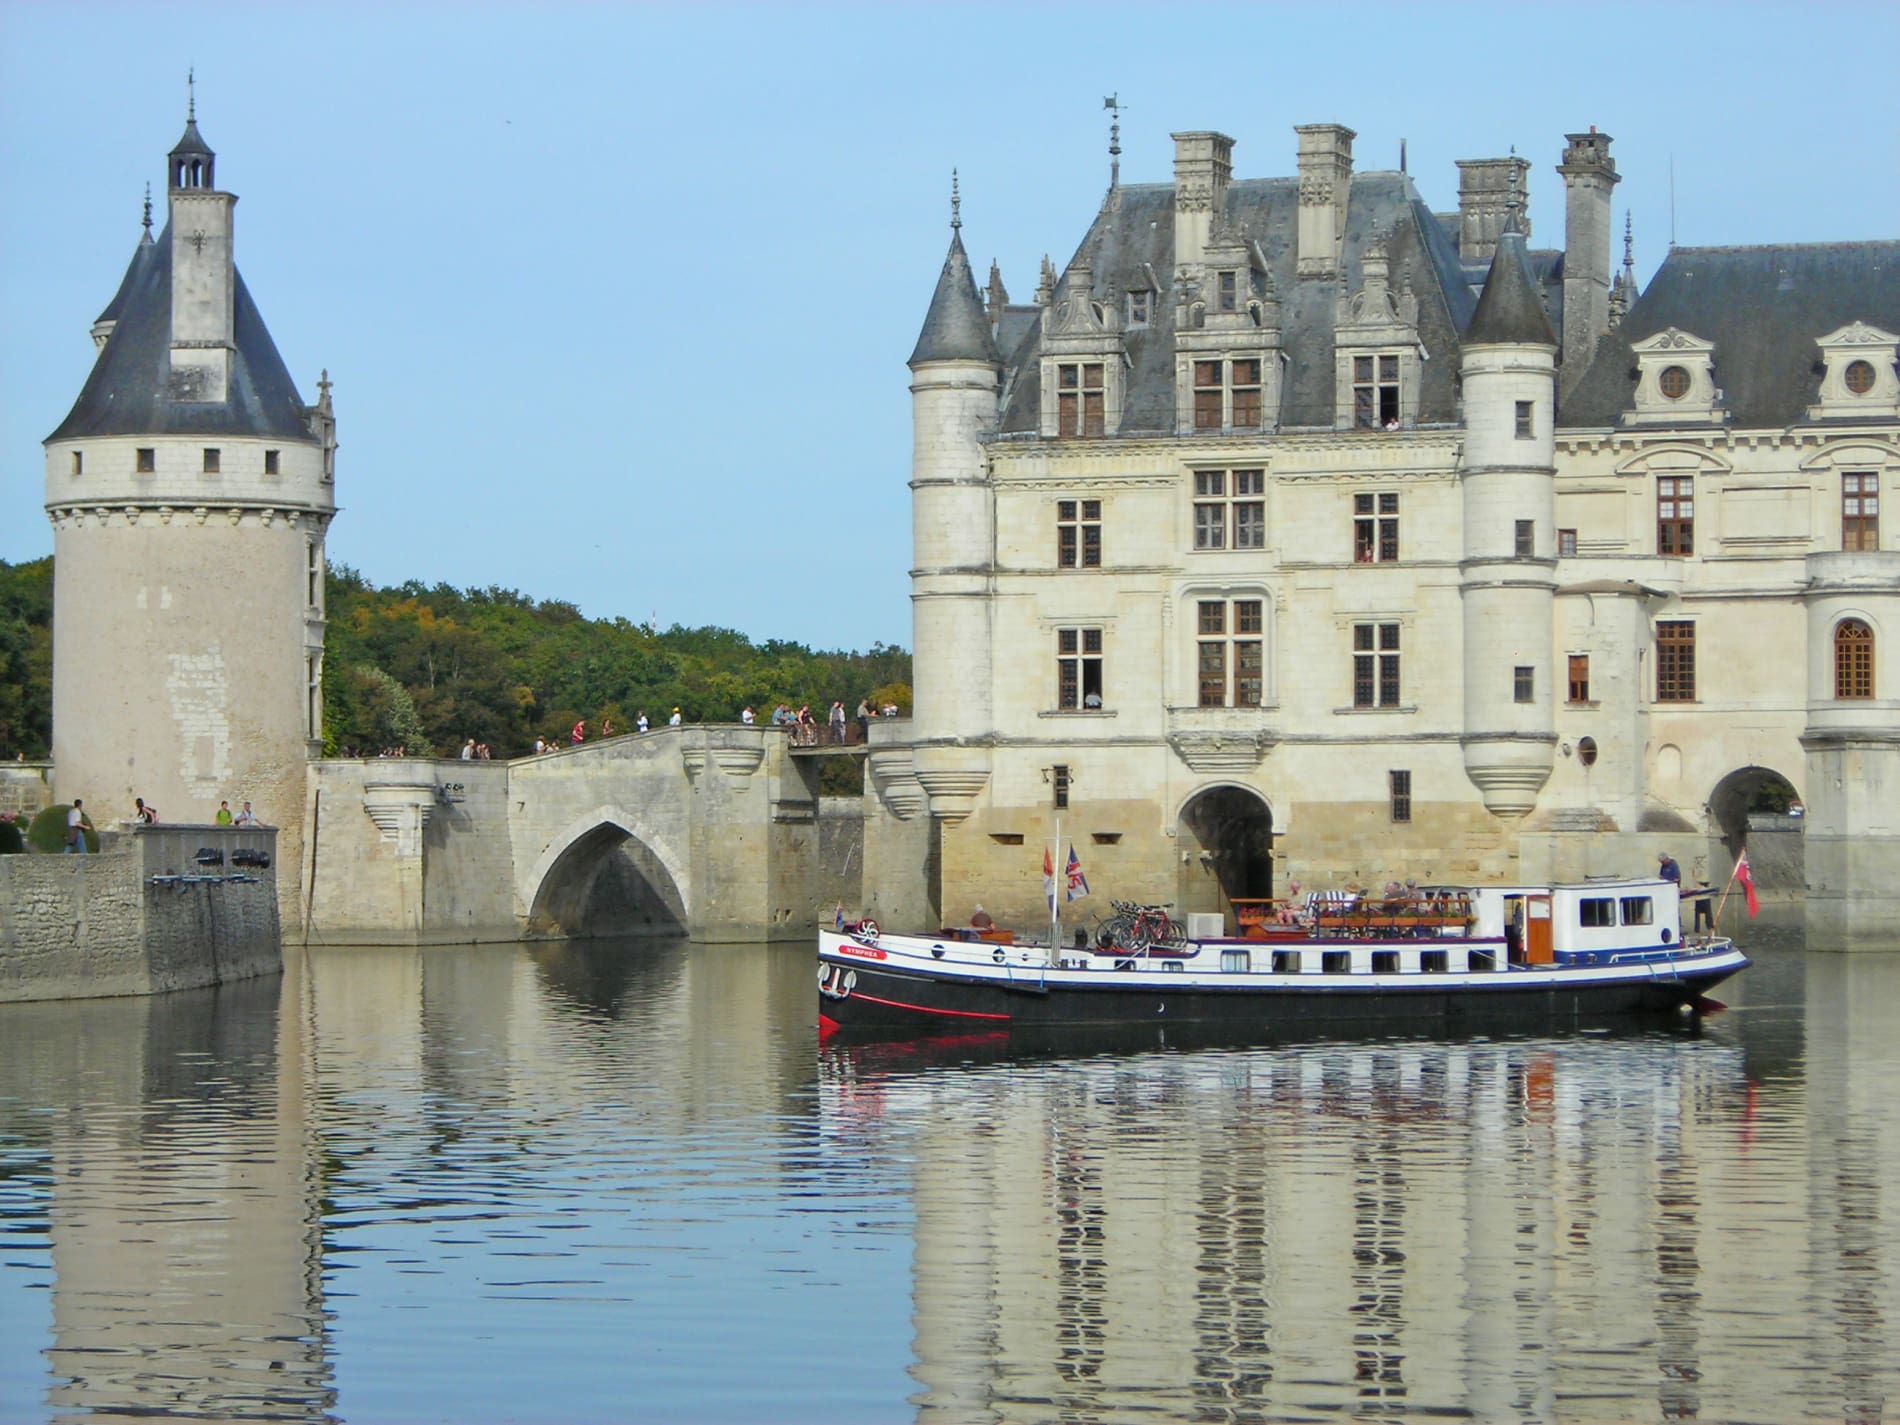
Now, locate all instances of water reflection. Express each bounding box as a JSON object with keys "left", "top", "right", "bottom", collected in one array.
[{"left": 0, "top": 924, "right": 1894, "bottom": 1423}]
